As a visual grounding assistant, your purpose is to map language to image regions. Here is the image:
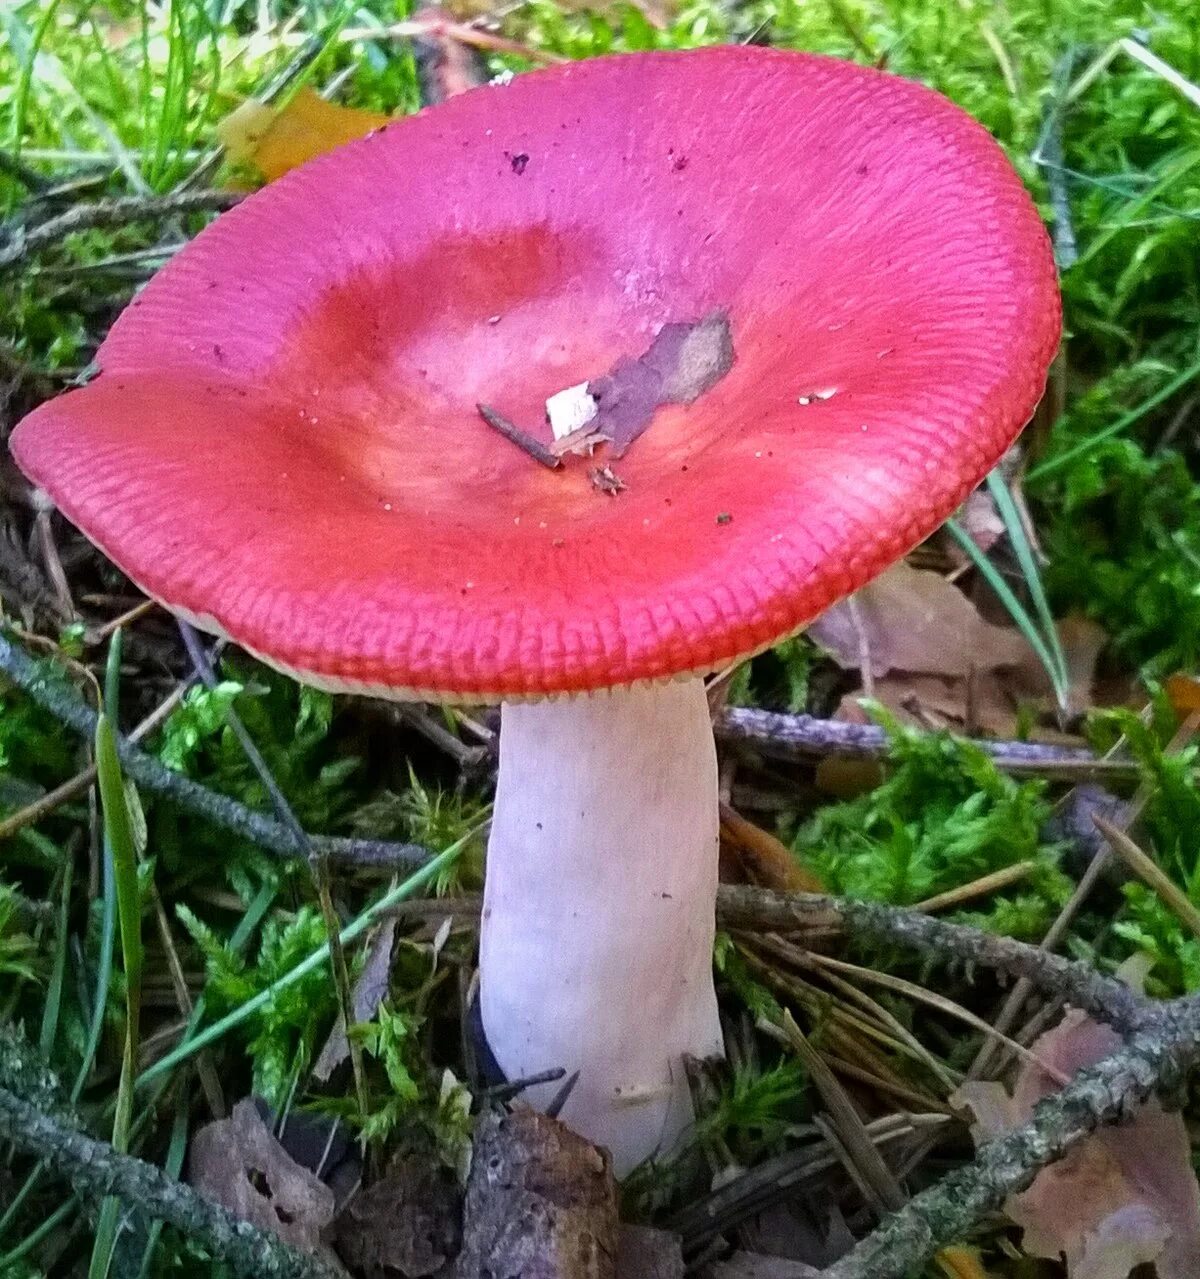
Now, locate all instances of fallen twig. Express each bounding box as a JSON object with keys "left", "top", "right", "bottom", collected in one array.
[
  {"left": 1033, "top": 50, "right": 1079, "bottom": 270},
  {"left": 0, "top": 190, "right": 242, "bottom": 273},
  {"left": 0, "top": 629, "right": 428, "bottom": 869},
  {"left": 714, "top": 706, "right": 1132, "bottom": 781},
  {"left": 821, "top": 994, "right": 1200, "bottom": 1279},
  {"left": 0, "top": 1085, "right": 344, "bottom": 1279},
  {"left": 477, "top": 401, "right": 561, "bottom": 470},
  {"left": 0, "top": 672, "right": 192, "bottom": 842},
  {"left": 391, "top": 884, "right": 1143, "bottom": 1030}
]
